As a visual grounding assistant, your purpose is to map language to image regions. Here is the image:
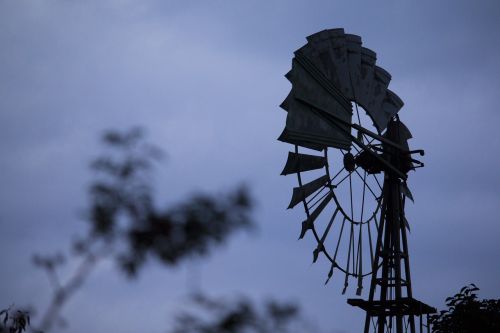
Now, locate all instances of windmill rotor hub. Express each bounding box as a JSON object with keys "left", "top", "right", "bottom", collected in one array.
[
  {"left": 355, "top": 150, "right": 384, "bottom": 175},
  {"left": 343, "top": 152, "right": 356, "bottom": 172}
]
